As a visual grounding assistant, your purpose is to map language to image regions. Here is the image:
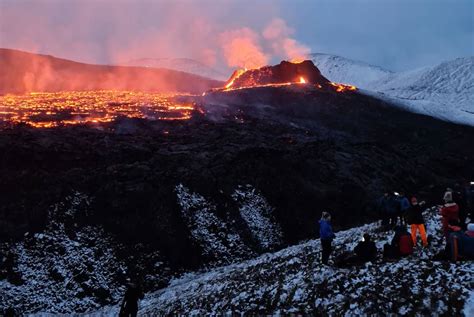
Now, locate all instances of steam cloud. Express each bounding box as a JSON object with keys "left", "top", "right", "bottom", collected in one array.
[
  {"left": 0, "top": 1, "right": 311, "bottom": 72},
  {"left": 220, "top": 28, "right": 269, "bottom": 69},
  {"left": 220, "top": 19, "right": 310, "bottom": 69},
  {"left": 263, "top": 18, "right": 310, "bottom": 61}
]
